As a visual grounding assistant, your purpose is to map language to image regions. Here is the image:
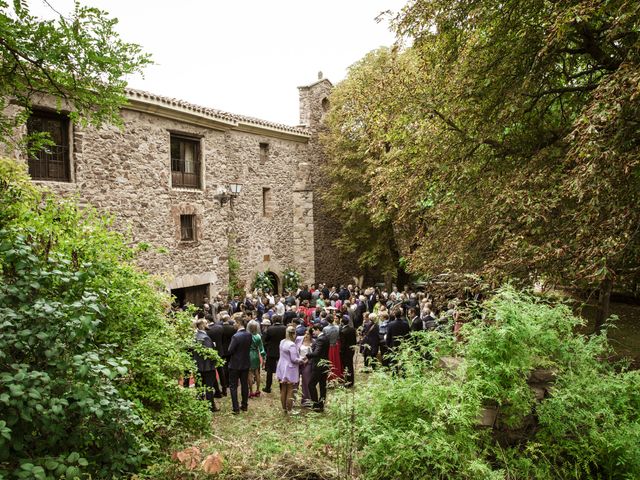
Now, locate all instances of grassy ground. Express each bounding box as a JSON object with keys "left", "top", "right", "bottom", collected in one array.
[
  {"left": 147, "top": 368, "right": 362, "bottom": 480},
  {"left": 147, "top": 300, "right": 640, "bottom": 479},
  {"left": 578, "top": 301, "right": 640, "bottom": 365}
]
